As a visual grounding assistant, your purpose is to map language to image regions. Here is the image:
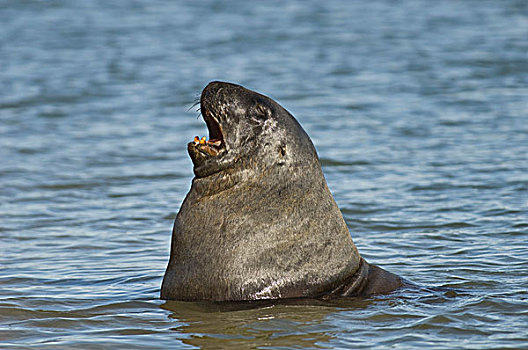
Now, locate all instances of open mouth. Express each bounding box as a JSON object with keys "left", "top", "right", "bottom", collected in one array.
[{"left": 191, "top": 106, "right": 225, "bottom": 157}]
